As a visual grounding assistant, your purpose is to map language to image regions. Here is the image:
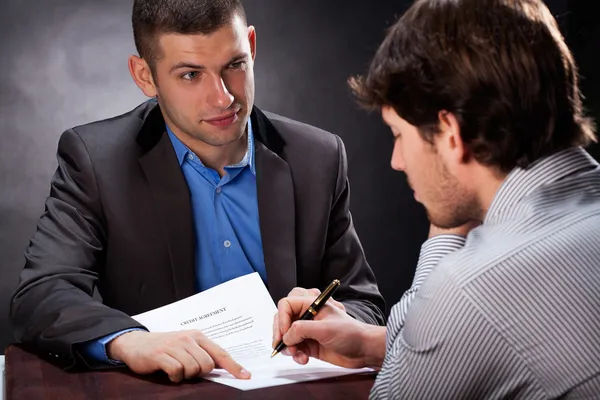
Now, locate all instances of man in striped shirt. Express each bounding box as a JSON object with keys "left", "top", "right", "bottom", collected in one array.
[{"left": 272, "top": 0, "right": 600, "bottom": 398}]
